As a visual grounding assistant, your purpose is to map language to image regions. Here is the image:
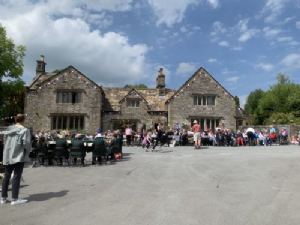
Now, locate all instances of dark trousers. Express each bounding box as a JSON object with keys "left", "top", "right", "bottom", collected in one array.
[
  {"left": 126, "top": 135, "right": 132, "bottom": 146},
  {"left": 1, "top": 162, "right": 24, "bottom": 200}
]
